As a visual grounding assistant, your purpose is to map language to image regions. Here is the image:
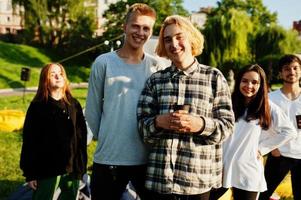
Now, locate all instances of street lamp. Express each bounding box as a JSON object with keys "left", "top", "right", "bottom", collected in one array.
[{"left": 104, "top": 40, "right": 121, "bottom": 52}]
